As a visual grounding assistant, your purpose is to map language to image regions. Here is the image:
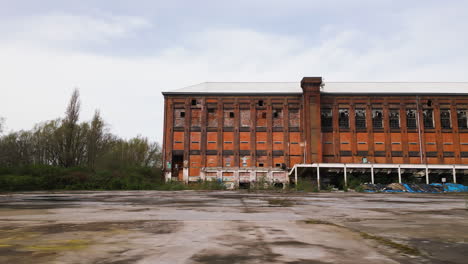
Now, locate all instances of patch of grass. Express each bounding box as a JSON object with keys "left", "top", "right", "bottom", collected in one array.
[
  {"left": 304, "top": 219, "right": 341, "bottom": 227},
  {"left": 359, "top": 232, "right": 420, "bottom": 256},
  {"left": 25, "top": 239, "right": 90, "bottom": 251},
  {"left": 267, "top": 198, "right": 293, "bottom": 207},
  {"left": 304, "top": 219, "right": 420, "bottom": 256}
]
